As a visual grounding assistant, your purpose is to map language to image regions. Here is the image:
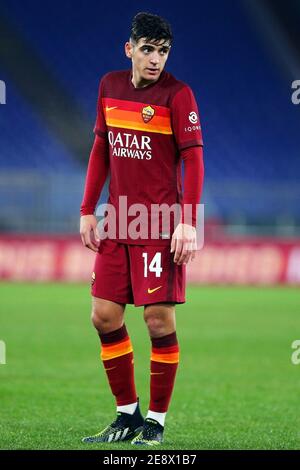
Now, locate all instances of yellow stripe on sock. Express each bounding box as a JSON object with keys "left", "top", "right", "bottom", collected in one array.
[
  {"left": 101, "top": 338, "right": 133, "bottom": 361},
  {"left": 151, "top": 351, "right": 179, "bottom": 364}
]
